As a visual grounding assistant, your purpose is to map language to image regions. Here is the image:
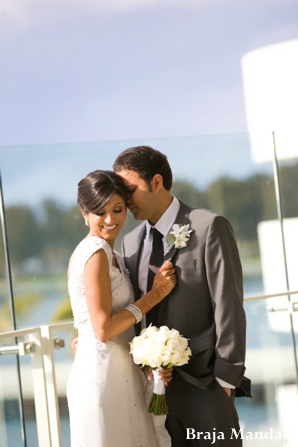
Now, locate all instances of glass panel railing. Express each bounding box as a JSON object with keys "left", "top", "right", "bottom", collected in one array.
[
  {"left": 238, "top": 293, "right": 298, "bottom": 446},
  {"left": 1, "top": 132, "right": 298, "bottom": 446}
]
